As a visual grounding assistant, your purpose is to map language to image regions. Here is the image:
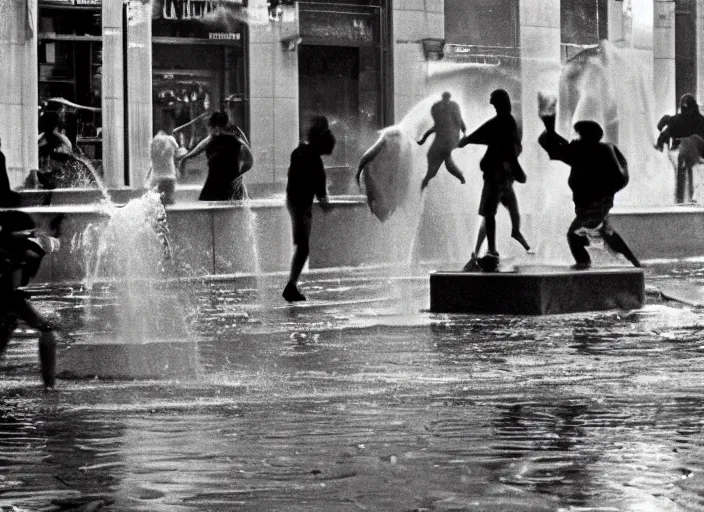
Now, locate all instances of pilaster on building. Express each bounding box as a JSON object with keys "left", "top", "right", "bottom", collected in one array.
[{"left": 0, "top": 0, "right": 39, "bottom": 188}]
